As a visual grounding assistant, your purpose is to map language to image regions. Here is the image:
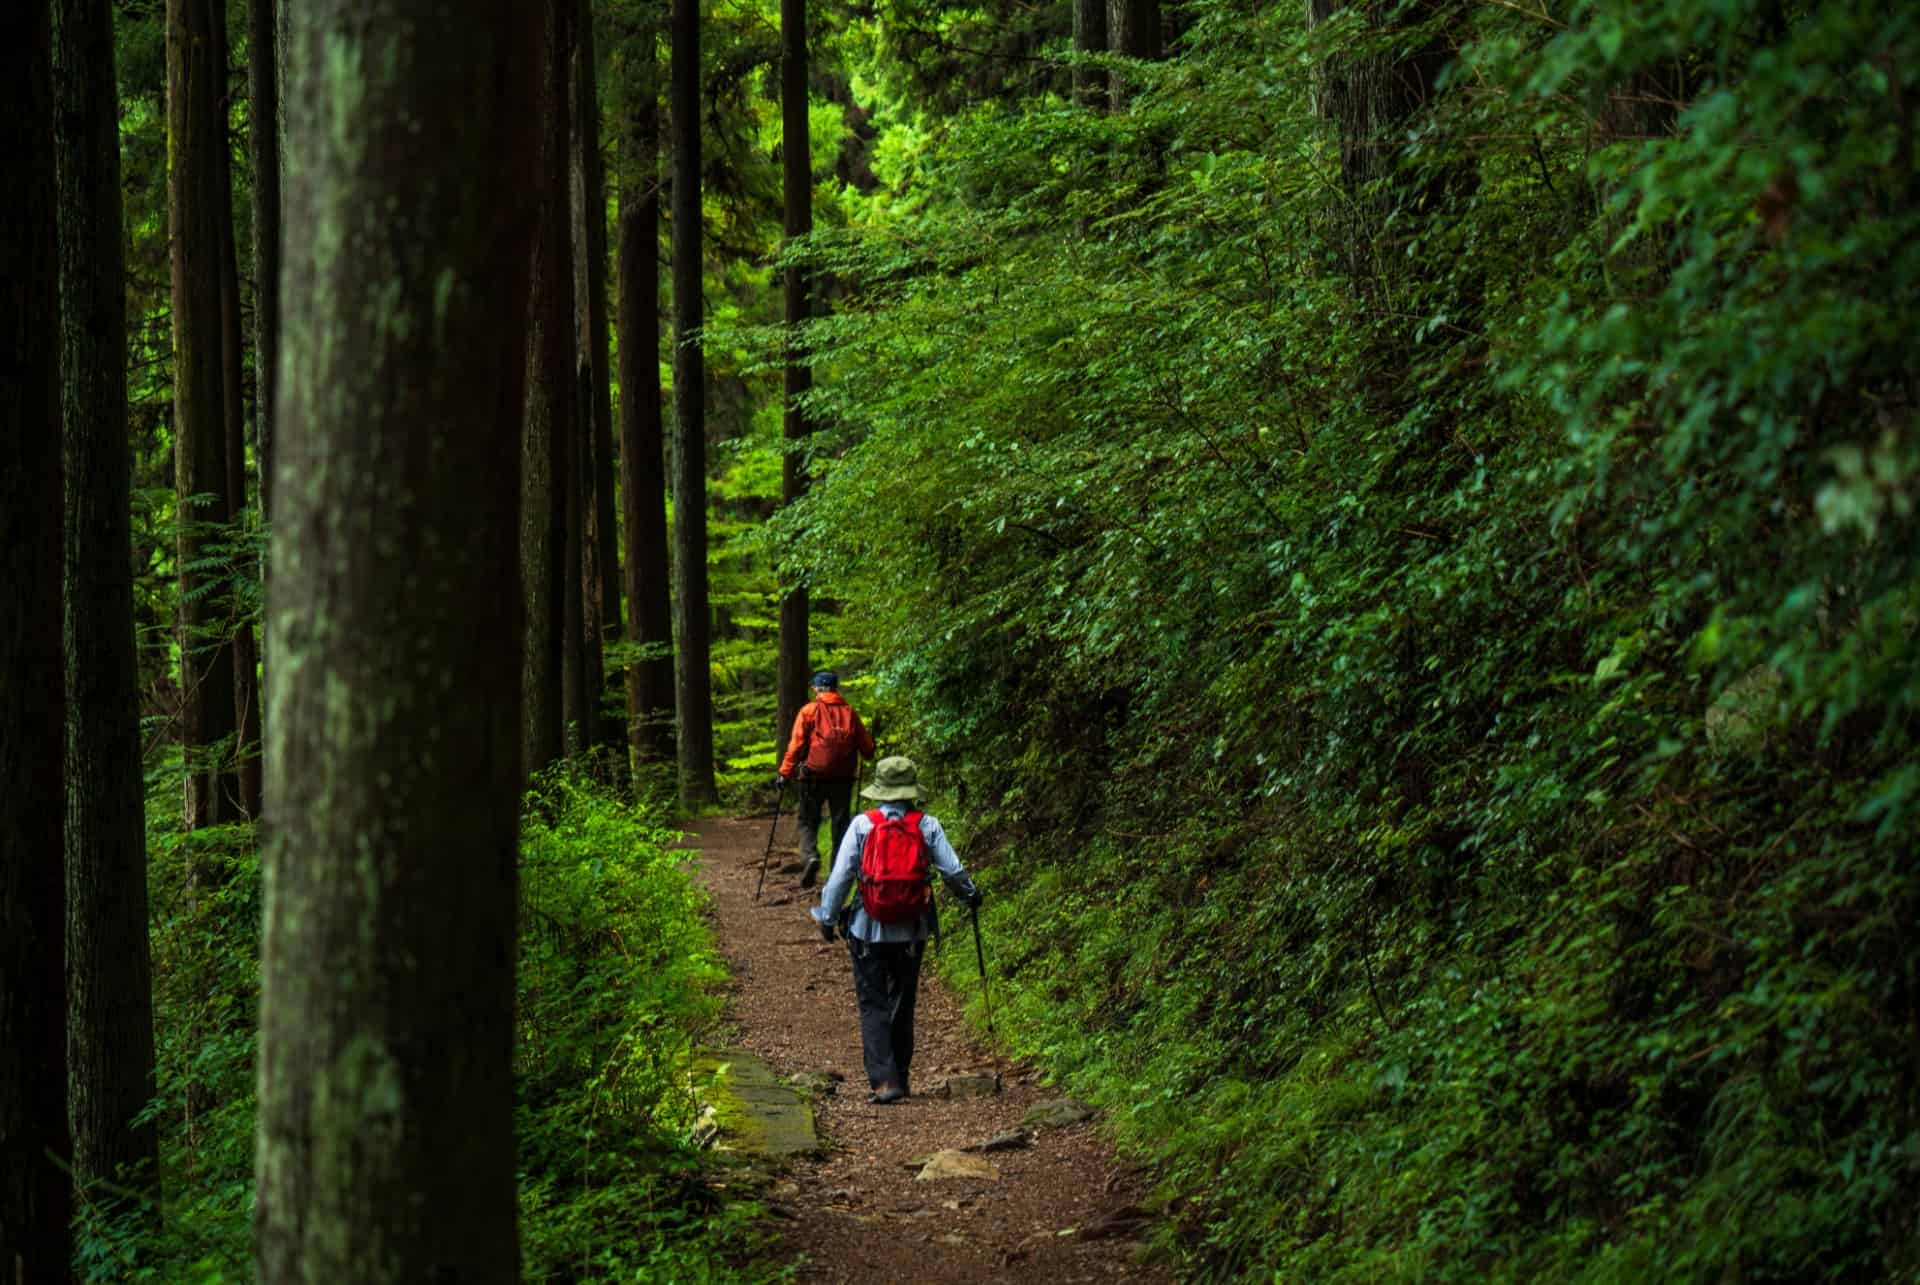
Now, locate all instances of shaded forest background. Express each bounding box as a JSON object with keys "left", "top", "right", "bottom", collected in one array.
[{"left": 2, "top": 0, "right": 1916, "bottom": 1279}]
